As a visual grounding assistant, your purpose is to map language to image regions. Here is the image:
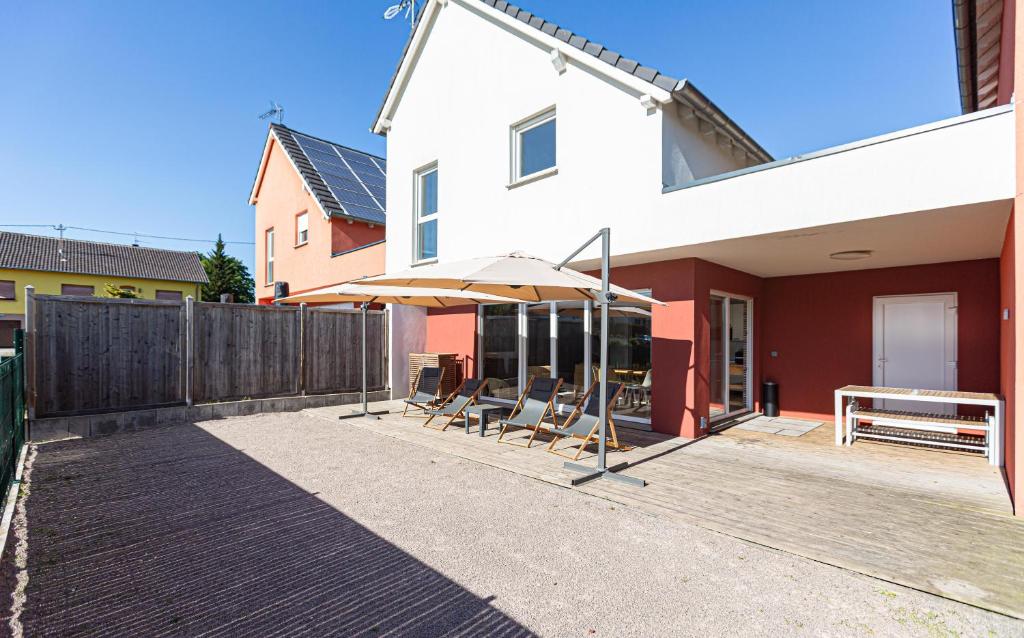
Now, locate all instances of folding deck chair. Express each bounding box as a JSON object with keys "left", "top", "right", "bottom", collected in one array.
[
  {"left": 423, "top": 377, "right": 489, "bottom": 431},
  {"left": 546, "top": 381, "right": 629, "bottom": 460},
  {"left": 496, "top": 376, "right": 563, "bottom": 448},
  {"left": 403, "top": 366, "right": 445, "bottom": 417}
]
